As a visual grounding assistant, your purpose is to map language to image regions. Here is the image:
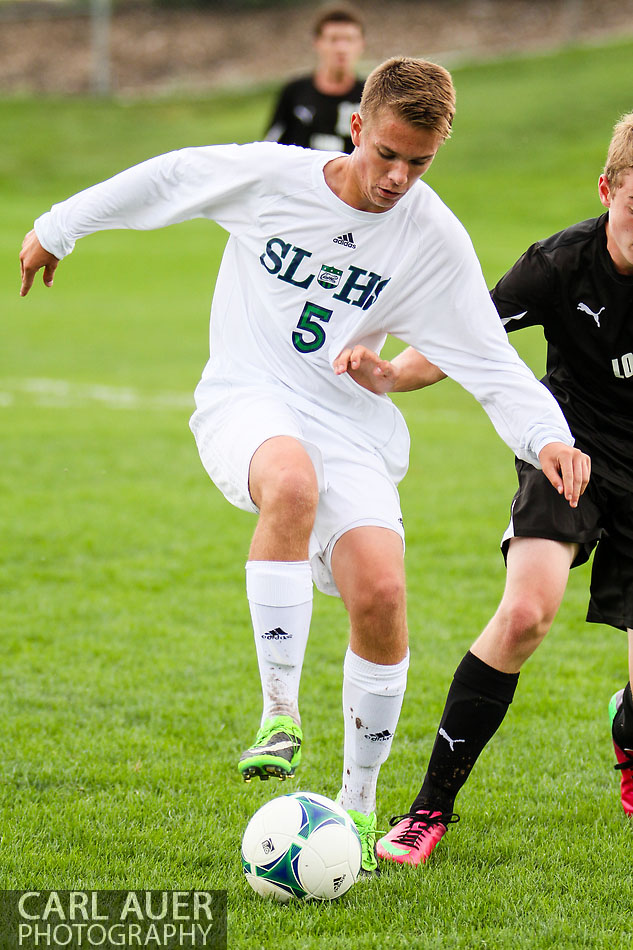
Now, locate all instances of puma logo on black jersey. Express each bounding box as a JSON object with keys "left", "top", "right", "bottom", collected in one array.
[{"left": 577, "top": 301, "right": 605, "bottom": 327}]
